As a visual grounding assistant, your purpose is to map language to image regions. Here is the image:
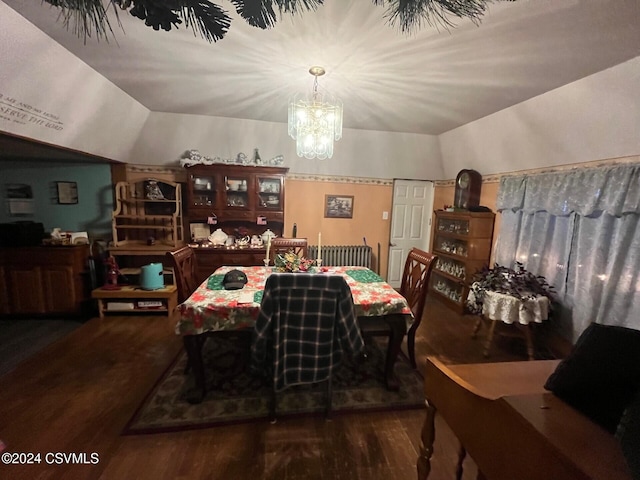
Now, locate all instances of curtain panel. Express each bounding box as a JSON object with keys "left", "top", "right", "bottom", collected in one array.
[
  {"left": 494, "top": 164, "right": 640, "bottom": 342},
  {"left": 497, "top": 165, "right": 640, "bottom": 217}
]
